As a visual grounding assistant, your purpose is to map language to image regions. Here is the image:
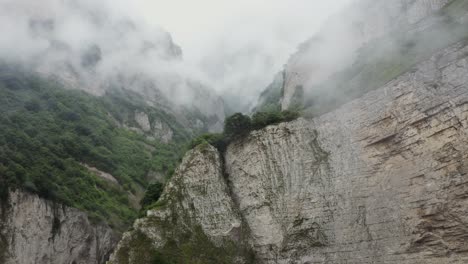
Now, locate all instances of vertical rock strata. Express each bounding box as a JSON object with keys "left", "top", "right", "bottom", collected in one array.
[
  {"left": 108, "top": 144, "right": 254, "bottom": 264},
  {"left": 111, "top": 41, "right": 468, "bottom": 263},
  {"left": 0, "top": 191, "right": 118, "bottom": 264}
]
